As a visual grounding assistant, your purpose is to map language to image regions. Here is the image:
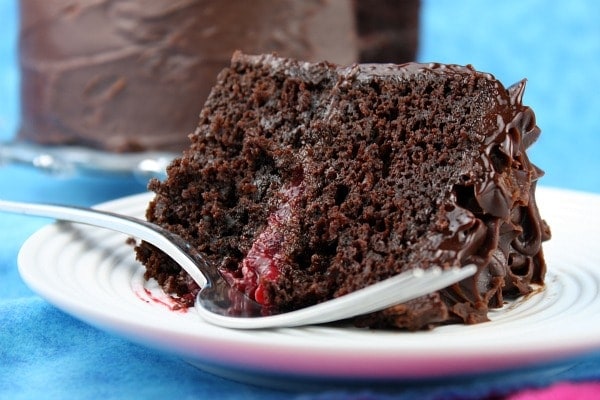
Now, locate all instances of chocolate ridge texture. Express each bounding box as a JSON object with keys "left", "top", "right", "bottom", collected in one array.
[{"left": 136, "top": 52, "right": 551, "bottom": 330}]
